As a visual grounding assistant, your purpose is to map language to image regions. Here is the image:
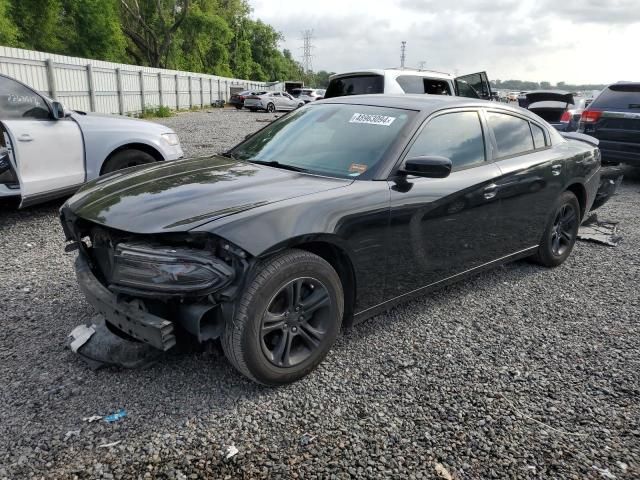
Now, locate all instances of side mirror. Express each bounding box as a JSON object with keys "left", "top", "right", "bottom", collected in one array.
[
  {"left": 401, "top": 155, "right": 452, "bottom": 178},
  {"left": 51, "top": 101, "right": 66, "bottom": 119}
]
